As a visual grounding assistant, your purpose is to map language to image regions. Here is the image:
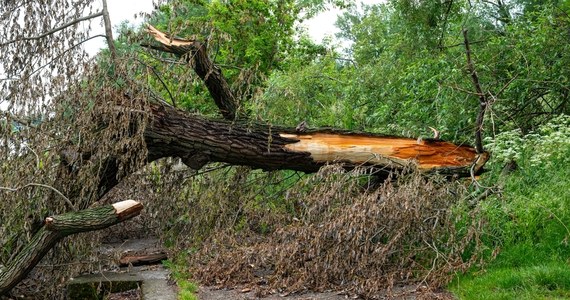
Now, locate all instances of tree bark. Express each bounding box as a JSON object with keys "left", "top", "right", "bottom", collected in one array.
[
  {"left": 145, "top": 24, "right": 237, "bottom": 120},
  {"left": 0, "top": 200, "right": 143, "bottom": 296},
  {"left": 145, "top": 104, "right": 489, "bottom": 176}
]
